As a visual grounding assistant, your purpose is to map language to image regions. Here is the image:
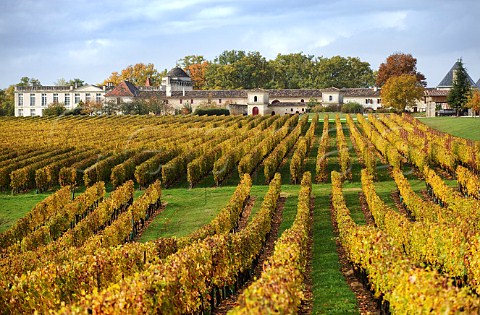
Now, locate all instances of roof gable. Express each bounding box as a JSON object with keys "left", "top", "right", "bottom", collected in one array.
[
  {"left": 105, "top": 81, "right": 139, "bottom": 97},
  {"left": 74, "top": 84, "right": 104, "bottom": 92},
  {"left": 438, "top": 61, "right": 476, "bottom": 88}
]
